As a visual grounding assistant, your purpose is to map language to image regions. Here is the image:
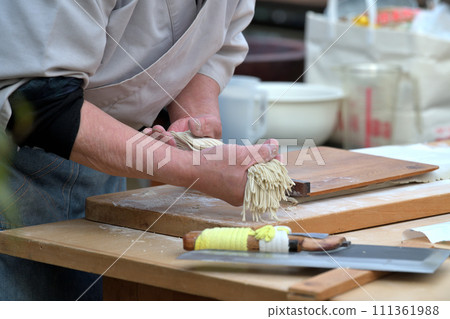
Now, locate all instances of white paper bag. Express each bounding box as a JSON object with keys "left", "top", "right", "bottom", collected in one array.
[{"left": 304, "top": 1, "right": 450, "bottom": 144}]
